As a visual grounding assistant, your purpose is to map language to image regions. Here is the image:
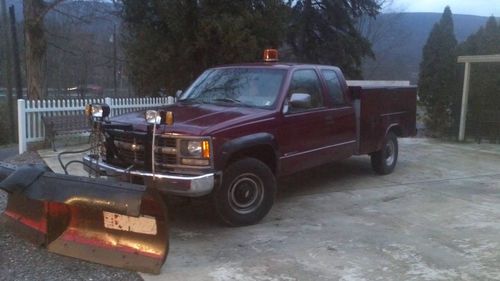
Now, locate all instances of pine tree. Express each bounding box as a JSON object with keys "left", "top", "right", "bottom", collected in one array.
[
  {"left": 455, "top": 16, "right": 500, "bottom": 137},
  {"left": 474, "top": 17, "right": 500, "bottom": 111},
  {"left": 120, "top": 0, "right": 289, "bottom": 96},
  {"left": 418, "top": 6, "right": 457, "bottom": 136},
  {"left": 286, "top": 0, "right": 380, "bottom": 78}
]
